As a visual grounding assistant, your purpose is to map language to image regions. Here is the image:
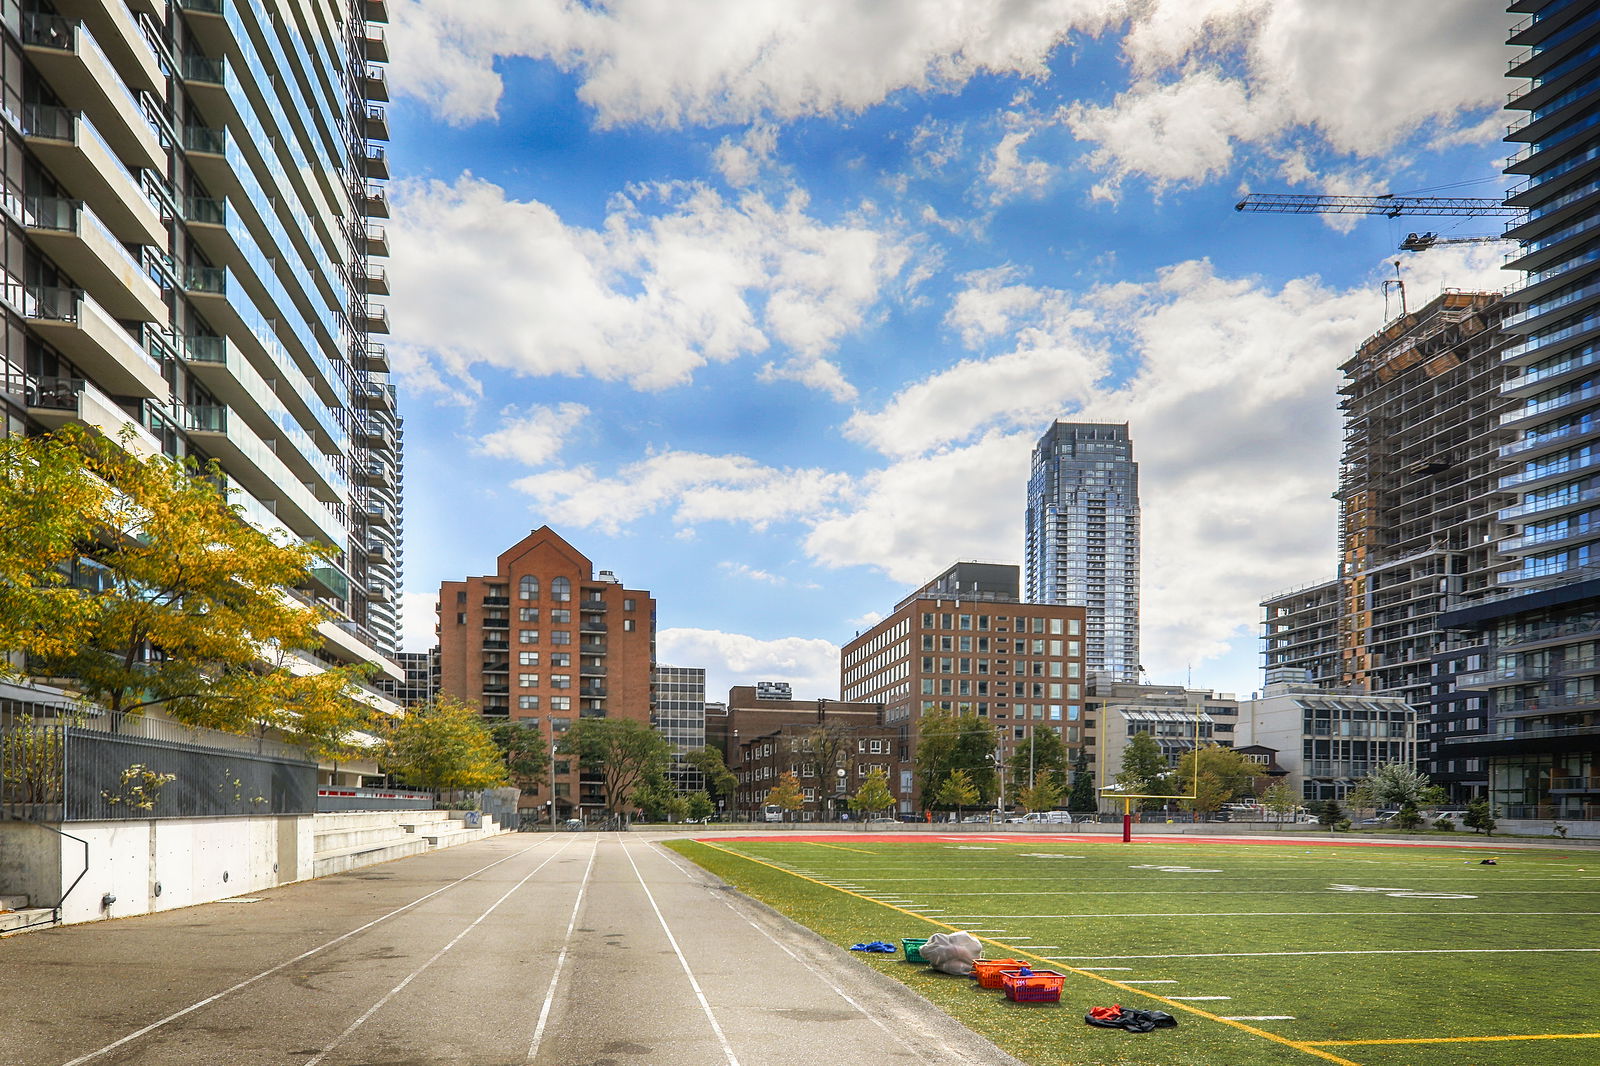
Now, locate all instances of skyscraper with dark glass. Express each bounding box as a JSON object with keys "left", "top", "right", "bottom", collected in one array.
[{"left": 1024, "top": 421, "right": 1140, "bottom": 683}]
